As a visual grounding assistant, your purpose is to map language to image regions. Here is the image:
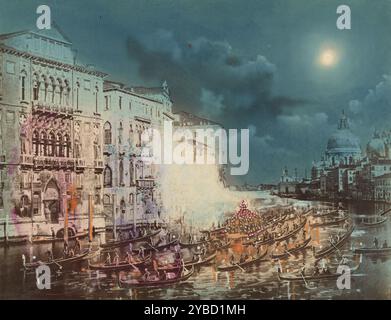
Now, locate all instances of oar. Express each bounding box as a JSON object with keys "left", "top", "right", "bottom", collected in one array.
[
  {"left": 234, "top": 262, "right": 246, "bottom": 272},
  {"left": 300, "top": 271, "right": 317, "bottom": 290},
  {"left": 282, "top": 247, "right": 294, "bottom": 258},
  {"left": 381, "top": 207, "right": 391, "bottom": 216},
  {"left": 146, "top": 243, "right": 158, "bottom": 252},
  {"left": 128, "top": 260, "right": 140, "bottom": 272},
  {"left": 328, "top": 239, "right": 342, "bottom": 257},
  {"left": 52, "top": 260, "right": 63, "bottom": 271}
]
